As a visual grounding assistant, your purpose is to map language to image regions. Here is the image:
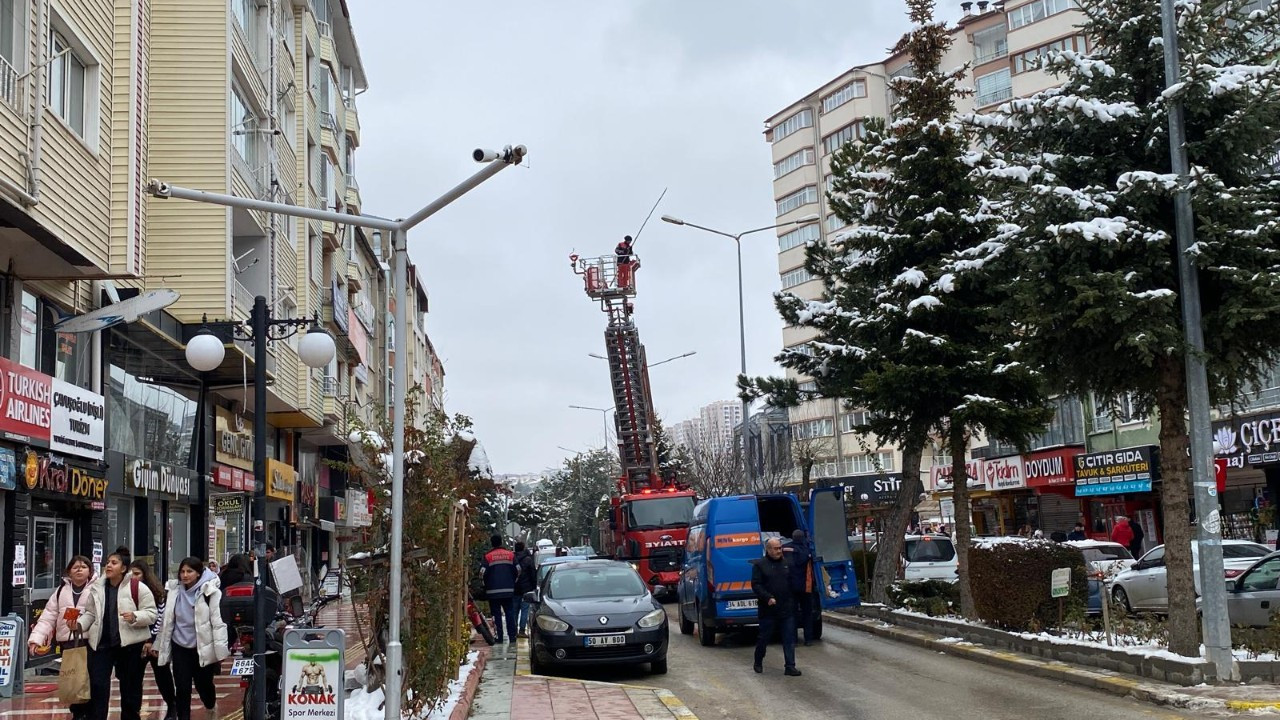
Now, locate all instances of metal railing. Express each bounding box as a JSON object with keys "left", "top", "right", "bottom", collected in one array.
[
  {"left": 232, "top": 279, "right": 254, "bottom": 318},
  {"left": 976, "top": 86, "right": 1014, "bottom": 107},
  {"left": 974, "top": 46, "right": 1008, "bottom": 65},
  {"left": 317, "top": 20, "right": 331, "bottom": 37},
  {"left": 322, "top": 376, "right": 339, "bottom": 396},
  {"left": 345, "top": 173, "right": 358, "bottom": 190},
  {"left": 0, "top": 55, "right": 19, "bottom": 111},
  {"left": 320, "top": 111, "right": 337, "bottom": 131}
]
